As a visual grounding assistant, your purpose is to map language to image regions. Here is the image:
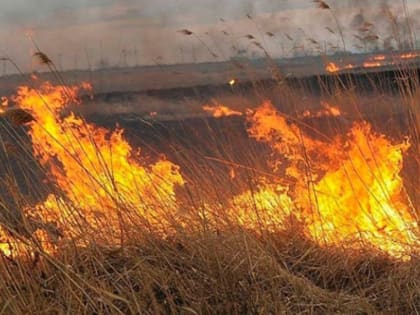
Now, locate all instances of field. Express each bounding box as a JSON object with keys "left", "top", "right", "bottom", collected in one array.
[{"left": 0, "top": 45, "right": 419, "bottom": 314}]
